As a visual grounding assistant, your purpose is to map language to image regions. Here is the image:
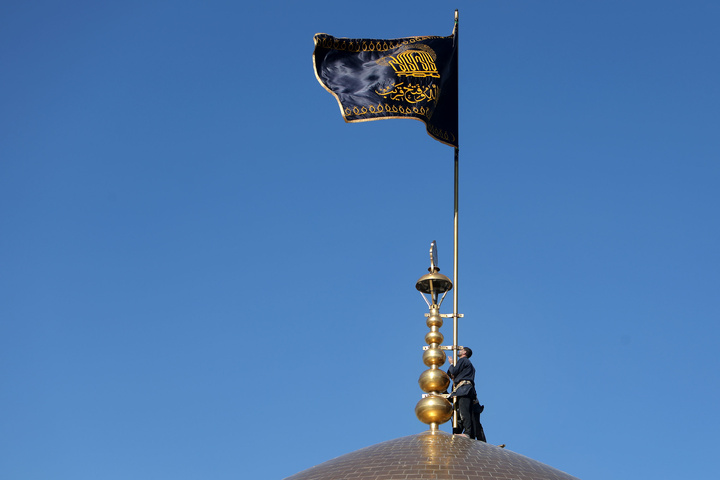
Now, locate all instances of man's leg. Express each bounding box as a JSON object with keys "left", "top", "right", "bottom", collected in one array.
[{"left": 471, "top": 404, "right": 481, "bottom": 440}]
